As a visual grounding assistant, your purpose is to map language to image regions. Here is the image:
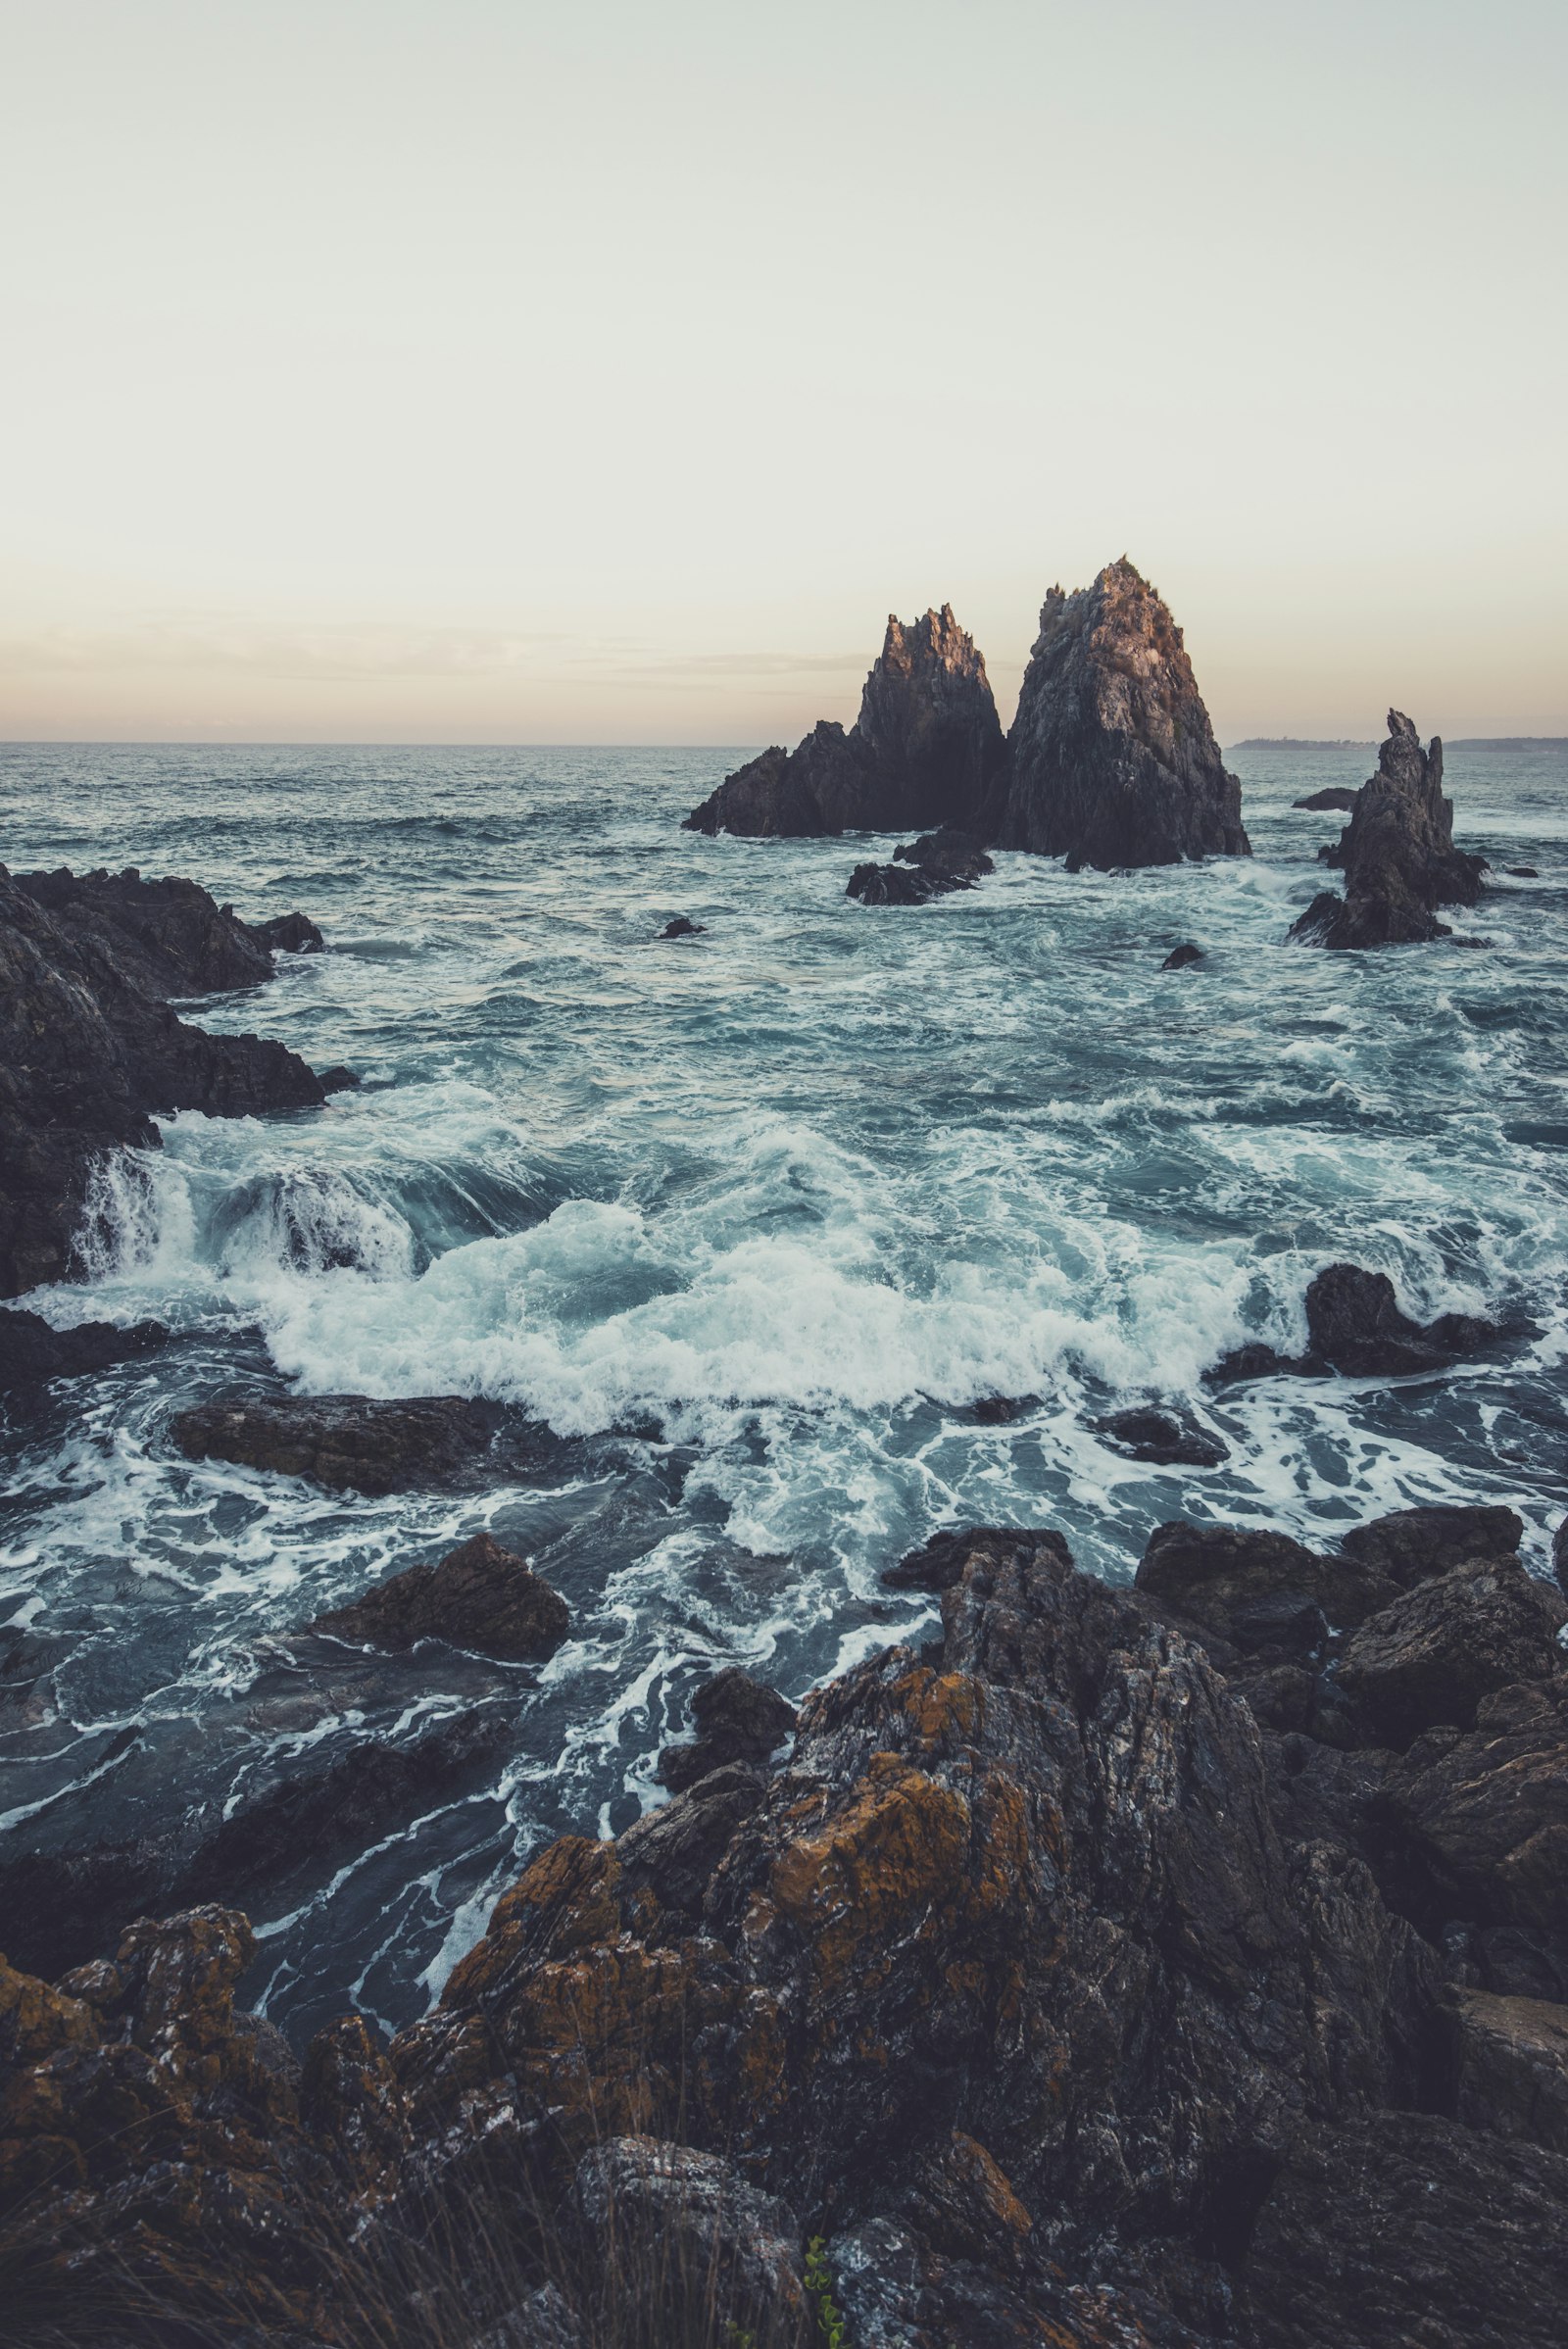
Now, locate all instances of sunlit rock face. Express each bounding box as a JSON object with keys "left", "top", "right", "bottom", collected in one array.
[
  {"left": 991, "top": 558, "right": 1250, "bottom": 869},
  {"left": 683, "top": 603, "right": 1004, "bottom": 837}
]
